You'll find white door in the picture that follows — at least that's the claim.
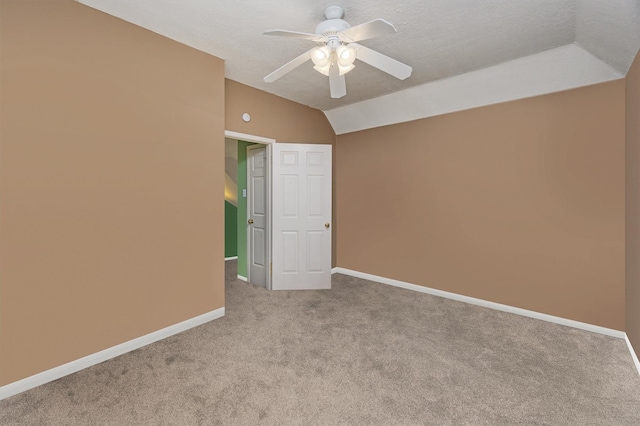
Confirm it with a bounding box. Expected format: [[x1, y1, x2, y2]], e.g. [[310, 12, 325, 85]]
[[272, 143, 332, 290], [247, 145, 268, 288]]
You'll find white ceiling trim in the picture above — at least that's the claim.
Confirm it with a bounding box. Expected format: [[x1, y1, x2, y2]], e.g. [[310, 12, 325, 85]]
[[324, 44, 623, 135]]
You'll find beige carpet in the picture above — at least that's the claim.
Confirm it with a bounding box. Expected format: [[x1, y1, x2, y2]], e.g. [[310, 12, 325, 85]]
[[2, 260, 640, 425]]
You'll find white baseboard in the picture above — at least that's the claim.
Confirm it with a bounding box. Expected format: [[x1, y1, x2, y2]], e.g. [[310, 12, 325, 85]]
[[332, 267, 625, 339], [225, 256, 238, 261], [0, 307, 225, 401], [237, 275, 248, 282], [625, 334, 640, 376]]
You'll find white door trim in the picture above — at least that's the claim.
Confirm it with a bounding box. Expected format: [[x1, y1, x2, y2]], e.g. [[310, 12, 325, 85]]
[[224, 130, 275, 145]]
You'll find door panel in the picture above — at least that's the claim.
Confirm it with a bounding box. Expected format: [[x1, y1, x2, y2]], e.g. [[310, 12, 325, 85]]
[[272, 143, 332, 290], [282, 231, 299, 273], [248, 145, 267, 288]]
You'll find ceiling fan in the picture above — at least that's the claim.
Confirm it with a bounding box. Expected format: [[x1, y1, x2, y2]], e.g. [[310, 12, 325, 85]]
[[263, 5, 412, 99]]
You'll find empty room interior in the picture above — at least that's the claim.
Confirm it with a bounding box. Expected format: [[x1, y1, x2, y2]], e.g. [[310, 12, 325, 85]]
[[2, 0, 640, 424]]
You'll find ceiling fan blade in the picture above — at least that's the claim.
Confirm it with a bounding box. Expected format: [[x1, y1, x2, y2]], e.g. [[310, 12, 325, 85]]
[[340, 19, 397, 42], [264, 29, 325, 42], [264, 48, 314, 83], [351, 43, 412, 80], [329, 58, 346, 98]]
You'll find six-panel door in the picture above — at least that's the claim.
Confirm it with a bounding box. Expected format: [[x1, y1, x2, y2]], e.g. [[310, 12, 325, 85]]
[[272, 143, 332, 290]]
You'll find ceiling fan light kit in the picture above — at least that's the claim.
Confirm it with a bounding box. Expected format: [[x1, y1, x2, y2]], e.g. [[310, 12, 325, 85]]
[[263, 5, 412, 99], [311, 45, 356, 76]]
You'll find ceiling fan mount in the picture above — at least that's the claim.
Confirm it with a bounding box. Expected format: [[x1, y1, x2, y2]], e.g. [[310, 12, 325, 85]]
[[323, 5, 345, 20], [263, 5, 412, 99], [315, 6, 350, 35]]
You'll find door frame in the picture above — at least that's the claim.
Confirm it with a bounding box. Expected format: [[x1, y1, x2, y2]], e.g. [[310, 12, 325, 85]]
[[225, 130, 275, 290]]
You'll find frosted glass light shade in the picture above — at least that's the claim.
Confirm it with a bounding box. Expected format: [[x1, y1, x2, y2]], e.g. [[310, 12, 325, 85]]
[[311, 46, 331, 68], [336, 45, 356, 67], [313, 44, 356, 77], [338, 64, 355, 75], [313, 64, 331, 76], [314, 63, 355, 76]]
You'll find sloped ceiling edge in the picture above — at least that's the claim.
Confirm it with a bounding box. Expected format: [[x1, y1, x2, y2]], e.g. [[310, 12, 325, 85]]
[[324, 44, 623, 135]]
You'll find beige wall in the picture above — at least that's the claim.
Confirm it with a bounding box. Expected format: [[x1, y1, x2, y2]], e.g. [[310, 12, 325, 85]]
[[0, 0, 225, 386], [626, 51, 640, 358], [336, 81, 625, 330], [225, 79, 335, 144], [0, 0, 631, 390], [225, 79, 338, 265]]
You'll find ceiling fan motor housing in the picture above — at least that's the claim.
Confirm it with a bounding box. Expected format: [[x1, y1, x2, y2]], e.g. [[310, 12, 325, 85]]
[[315, 18, 350, 36]]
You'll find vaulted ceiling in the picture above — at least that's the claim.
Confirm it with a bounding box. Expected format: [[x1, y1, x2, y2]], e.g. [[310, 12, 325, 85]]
[[79, 0, 640, 133]]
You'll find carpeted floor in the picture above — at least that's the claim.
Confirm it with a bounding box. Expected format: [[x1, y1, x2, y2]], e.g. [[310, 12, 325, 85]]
[[2, 260, 640, 425]]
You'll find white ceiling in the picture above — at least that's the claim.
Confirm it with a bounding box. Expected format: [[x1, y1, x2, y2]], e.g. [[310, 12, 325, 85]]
[[78, 0, 640, 133]]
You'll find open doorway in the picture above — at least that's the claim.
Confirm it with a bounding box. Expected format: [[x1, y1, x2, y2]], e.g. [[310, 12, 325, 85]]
[[224, 131, 275, 288], [223, 137, 239, 262], [224, 131, 333, 291]]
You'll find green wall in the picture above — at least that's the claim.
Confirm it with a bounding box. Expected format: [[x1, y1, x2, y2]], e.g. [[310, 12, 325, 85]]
[[236, 140, 255, 278], [224, 200, 237, 258]]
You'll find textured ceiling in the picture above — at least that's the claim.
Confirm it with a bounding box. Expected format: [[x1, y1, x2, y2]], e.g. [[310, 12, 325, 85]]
[[78, 0, 640, 130]]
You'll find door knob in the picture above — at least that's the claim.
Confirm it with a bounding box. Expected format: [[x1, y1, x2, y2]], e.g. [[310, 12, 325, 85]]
[[325, 223, 330, 229], [248, 219, 254, 224]]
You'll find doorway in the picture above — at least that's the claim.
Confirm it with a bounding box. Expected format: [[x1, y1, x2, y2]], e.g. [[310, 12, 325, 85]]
[[224, 131, 333, 291], [225, 131, 275, 288]]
